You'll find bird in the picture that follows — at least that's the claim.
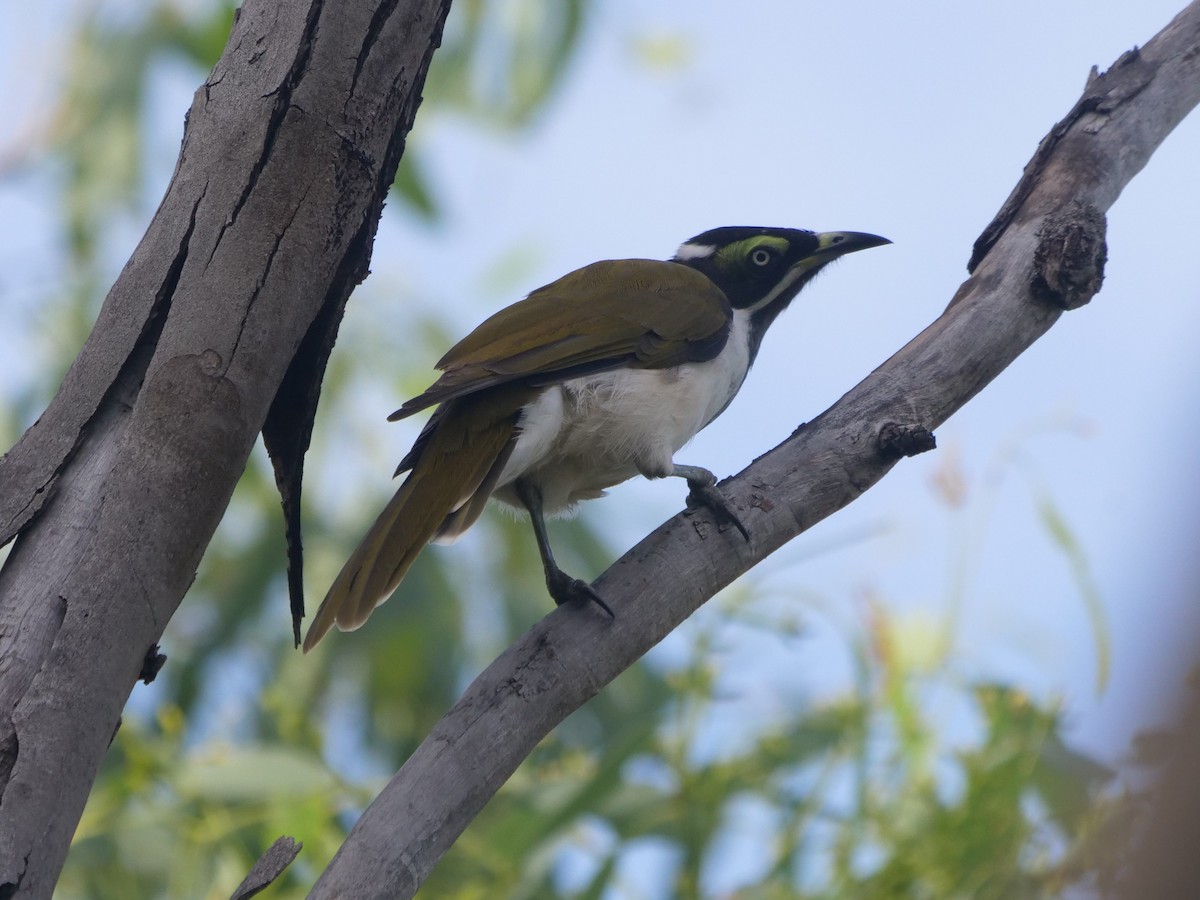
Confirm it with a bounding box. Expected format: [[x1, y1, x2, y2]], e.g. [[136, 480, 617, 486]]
[[302, 226, 889, 650]]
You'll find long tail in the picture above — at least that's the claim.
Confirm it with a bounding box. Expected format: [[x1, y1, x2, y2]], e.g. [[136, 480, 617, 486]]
[[302, 389, 529, 651]]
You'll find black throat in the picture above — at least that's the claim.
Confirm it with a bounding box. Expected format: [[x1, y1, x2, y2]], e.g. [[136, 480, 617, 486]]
[[743, 263, 830, 366]]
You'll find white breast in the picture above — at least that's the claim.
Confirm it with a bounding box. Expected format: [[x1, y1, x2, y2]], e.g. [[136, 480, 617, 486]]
[[495, 309, 754, 514]]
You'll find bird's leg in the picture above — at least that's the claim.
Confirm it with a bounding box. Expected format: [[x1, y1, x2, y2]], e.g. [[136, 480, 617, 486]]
[[672, 464, 751, 541], [515, 478, 614, 617]]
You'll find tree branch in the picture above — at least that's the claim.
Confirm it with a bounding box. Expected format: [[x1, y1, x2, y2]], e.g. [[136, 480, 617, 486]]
[[231, 836, 302, 900], [308, 3, 1200, 897], [0, 0, 452, 893]]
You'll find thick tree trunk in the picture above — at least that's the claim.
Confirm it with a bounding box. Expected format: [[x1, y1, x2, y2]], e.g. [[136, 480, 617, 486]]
[[0, 0, 452, 894], [308, 4, 1200, 897]]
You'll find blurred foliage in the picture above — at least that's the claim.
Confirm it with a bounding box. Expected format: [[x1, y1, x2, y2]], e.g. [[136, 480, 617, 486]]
[[2, 1, 1155, 898], [428, 0, 586, 129]]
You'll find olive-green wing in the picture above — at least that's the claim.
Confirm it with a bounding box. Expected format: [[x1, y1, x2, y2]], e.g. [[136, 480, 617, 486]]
[[389, 259, 731, 421]]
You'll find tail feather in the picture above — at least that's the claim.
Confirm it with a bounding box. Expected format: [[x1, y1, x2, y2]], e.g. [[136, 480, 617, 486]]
[[433, 438, 516, 544], [303, 388, 531, 651]]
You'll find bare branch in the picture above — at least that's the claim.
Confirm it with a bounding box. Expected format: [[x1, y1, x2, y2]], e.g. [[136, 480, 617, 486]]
[[232, 836, 302, 900], [308, 3, 1200, 897]]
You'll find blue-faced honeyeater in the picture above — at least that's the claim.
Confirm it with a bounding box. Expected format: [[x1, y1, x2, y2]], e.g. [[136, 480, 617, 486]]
[[303, 226, 889, 650]]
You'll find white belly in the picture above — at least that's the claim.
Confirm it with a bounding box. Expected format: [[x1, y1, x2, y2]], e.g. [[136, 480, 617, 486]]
[[495, 310, 753, 514]]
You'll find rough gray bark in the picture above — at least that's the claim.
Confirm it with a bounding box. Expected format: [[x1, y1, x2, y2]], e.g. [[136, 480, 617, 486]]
[[0, 0, 452, 894], [231, 836, 302, 900], [308, 4, 1200, 897]]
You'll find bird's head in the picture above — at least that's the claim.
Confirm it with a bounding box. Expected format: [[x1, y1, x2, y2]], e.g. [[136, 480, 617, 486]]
[[672, 226, 890, 327]]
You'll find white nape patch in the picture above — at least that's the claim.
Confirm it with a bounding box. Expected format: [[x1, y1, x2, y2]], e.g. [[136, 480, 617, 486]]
[[674, 242, 717, 261]]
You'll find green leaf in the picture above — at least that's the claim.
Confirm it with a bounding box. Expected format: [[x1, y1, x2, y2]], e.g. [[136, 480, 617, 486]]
[[175, 746, 337, 803], [1033, 489, 1111, 693]]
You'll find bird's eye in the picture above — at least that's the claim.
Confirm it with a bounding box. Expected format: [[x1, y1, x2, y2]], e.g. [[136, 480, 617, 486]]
[[749, 247, 775, 267]]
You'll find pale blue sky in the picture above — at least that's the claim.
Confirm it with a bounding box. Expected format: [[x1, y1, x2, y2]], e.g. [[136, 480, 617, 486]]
[[2, 0, 1199, 818]]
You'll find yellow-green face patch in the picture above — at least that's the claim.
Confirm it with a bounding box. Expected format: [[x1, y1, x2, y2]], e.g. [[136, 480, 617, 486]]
[[714, 235, 792, 271]]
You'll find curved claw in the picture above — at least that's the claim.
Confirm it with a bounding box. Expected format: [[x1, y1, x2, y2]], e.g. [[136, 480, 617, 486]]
[[546, 568, 614, 618], [686, 482, 751, 542]]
